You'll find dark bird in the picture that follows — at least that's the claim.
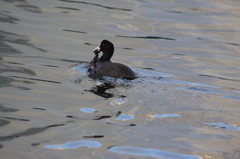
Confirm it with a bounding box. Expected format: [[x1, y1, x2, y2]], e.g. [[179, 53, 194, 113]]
[[90, 40, 136, 79]]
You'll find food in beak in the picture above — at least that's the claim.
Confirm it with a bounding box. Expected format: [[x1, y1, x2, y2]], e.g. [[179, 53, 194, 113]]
[[93, 46, 101, 54]]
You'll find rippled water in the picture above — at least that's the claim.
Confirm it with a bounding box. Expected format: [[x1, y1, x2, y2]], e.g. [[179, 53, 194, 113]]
[[1, 0, 240, 159]]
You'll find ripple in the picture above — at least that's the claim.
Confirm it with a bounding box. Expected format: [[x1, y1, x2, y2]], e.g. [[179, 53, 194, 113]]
[[0, 116, 30, 121], [116, 114, 134, 121], [204, 122, 240, 132], [80, 108, 97, 113], [44, 140, 102, 149], [66, 115, 111, 120], [83, 135, 104, 138], [56, 7, 80, 11], [109, 98, 126, 106], [219, 95, 240, 101], [116, 35, 176, 41], [108, 146, 199, 159], [0, 124, 64, 141], [151, 113, 181, 119], [109, 102, 115, 106], [198, 74, 240, 82], [0, 104, 18, 112], [73, 63, 175, 79], [63, 29, 86, 34], [0, 118, 10, 127], [0, 12, 19, 23], [59, 0, 131, 11], [0, 64, 36, 76], [31, 143, 41, 146], [72, 63, 89, 73], [0, 30, 46, 52], [16, 4, 41, 13], [171, 56, 181, 59], [115, 99, 125, 105], [131, 67, 175, 78], [32, 107, 46, 111], [10, 76, 61, 84], [182, 87, 233, 95]]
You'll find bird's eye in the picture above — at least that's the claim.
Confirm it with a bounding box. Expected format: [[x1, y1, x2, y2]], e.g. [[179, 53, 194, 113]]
[[101, 44, 104, 47]]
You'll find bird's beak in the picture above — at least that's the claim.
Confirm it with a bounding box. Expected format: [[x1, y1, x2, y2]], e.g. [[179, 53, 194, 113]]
[[93, 46, 101, 54]]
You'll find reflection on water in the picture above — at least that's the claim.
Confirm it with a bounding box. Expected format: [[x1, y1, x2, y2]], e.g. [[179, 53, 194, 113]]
[[0, 116, 30, 121], [0, 12, 19, 23], [83, 135, 104, 138], [0, 30, 46, 52], [63, 29, 87, 34], [182, 87, 233, 95], [85, 81, 115, 98], [116, 114, 134, 121], [45, 140, 102, 149], [220, 95, 240, 101], [0, 124, 64, 141], [108, 146, 200, 159], [56, 6, 81, 11], [80, 108, 98, 113], [0, 118, 10, 127], [199, 74, 240, 83], [0, 76, 32, 90], [0, 64, 36, 75], [151, 113, 181, 119], [1, 0, 240, 158], [2, 0, 41, 13], [66, 114, 112, 121], [59, 0, 132, 11], [204, 123, 240, 132], [116, 35, 176, 40], [0, 104, 18, 112], [10, 75, 61, 84]]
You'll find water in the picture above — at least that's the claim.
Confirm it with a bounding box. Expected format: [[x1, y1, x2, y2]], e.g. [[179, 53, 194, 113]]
[[1, 0, 240, 159]]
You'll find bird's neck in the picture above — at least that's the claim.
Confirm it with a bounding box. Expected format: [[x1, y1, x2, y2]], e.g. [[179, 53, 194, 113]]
[[99, 49, 114, 61]]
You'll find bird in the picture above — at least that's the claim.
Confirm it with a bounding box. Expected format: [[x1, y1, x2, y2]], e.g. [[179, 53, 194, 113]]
[[89, 40, 136, 79]]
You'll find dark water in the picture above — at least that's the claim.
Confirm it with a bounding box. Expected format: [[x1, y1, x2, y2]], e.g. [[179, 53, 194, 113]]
[[1, 0, 240, 159]]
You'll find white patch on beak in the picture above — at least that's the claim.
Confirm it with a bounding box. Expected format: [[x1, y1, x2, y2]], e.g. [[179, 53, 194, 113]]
[[93, 46, 101, 53]]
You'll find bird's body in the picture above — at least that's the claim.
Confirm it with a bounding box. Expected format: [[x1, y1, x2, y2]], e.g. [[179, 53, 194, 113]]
[[95, 61, 136, 79], [89, 40, 136, 79]]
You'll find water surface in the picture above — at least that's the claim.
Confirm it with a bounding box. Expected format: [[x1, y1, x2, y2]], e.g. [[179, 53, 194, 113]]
[[1, 0, 240, 159]]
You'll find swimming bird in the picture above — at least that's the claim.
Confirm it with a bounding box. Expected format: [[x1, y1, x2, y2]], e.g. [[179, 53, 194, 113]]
[[91, 40, 136, 79]]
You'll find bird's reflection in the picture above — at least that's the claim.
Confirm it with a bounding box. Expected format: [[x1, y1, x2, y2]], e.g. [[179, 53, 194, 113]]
[[86, 81, 115, 98]]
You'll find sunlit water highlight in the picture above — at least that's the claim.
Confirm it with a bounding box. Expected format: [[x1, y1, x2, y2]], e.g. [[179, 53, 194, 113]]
[[204, 123, 240, 132], [80, 108, 98, 113], [116, 114, 134, 121], [108, 146, 200, 159], [152, 113, 181, 119], [44, 140, 102, 149]]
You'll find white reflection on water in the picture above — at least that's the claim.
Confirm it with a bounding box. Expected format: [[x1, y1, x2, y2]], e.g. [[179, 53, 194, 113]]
[[116, 114, 134, 121], [152, 113, 181, 119], [204, 122, 240, 132], [109, 146, 199, 159], [219, 95, 240, 101], [80, 108, 98, 113], [44, 140, 102, 150]]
